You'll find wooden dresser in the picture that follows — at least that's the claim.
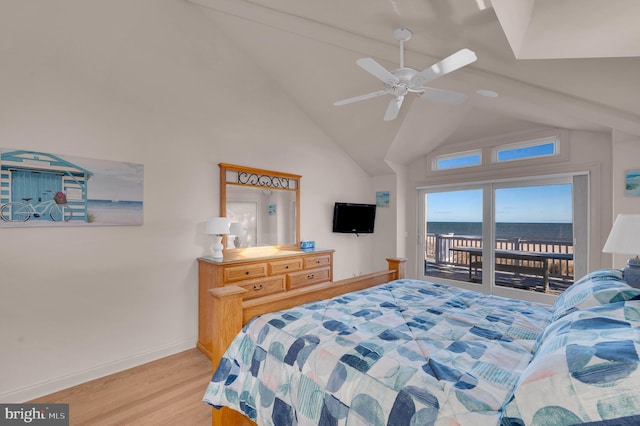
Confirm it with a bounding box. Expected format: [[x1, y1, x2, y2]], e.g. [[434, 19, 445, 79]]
[[197, 248, 334, 359]]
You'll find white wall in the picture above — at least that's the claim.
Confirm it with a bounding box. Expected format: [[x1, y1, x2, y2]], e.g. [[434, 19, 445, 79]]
[[0, 0, 374, 401], [371, 174, 397, 272]]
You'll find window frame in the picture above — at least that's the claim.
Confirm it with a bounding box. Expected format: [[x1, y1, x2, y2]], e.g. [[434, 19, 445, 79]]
[[418, 173, 587, 305], [425, 130, 569, 178]]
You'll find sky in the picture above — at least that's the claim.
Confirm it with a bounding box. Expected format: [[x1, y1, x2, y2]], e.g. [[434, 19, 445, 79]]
[[426, 184, 573, 223], [83, 159, 144, 202]]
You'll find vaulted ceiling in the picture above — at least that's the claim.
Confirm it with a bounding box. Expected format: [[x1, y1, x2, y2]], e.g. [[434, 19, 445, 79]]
[[188, 0, 640, 175]]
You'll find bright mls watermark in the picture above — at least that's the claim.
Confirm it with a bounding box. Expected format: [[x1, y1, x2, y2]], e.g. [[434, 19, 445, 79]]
[[0, 404, 68, 425]]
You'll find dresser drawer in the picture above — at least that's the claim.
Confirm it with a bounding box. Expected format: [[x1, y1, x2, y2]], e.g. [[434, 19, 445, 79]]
[[235, 276, 285, 300], [224, 263, 268, 283], [288, 267, 331, 289], [304, 254, 331, 270], [269, 258, 303, 275]]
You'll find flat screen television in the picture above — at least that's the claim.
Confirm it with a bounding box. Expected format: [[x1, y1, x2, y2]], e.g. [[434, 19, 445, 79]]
[[332, 202, 376, 234]]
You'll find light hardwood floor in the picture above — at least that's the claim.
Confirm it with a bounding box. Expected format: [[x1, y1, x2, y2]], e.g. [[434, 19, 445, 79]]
[[30, 348, 213, 426]]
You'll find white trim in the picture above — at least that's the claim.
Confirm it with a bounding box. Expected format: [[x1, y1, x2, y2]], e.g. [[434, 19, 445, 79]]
[[0, 339, 196, 403], [417, 170, 588, 191]]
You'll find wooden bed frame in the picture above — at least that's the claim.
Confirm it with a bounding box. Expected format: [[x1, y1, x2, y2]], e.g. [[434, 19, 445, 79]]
[[206, 257, 407, 426]]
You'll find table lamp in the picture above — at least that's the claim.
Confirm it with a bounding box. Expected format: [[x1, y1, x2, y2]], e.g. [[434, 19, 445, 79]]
[[603, 214, 640, 287], [229, 222, 243, 248], [205, 217, 230, 259]]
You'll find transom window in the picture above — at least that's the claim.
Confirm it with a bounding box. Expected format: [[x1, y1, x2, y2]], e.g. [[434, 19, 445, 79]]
[[430, 135, 562, 174], [493, 138, 557, 163], [432, 150, 482, 171]]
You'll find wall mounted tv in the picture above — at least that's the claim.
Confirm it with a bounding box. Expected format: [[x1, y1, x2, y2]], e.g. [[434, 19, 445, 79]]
[[332, 202, 376, 234]]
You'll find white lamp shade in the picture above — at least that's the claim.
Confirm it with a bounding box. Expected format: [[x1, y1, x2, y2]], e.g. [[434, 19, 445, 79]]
[[603, 214, 640, 255], [205, 217, 230, 235], [229, 222, 243, 235]]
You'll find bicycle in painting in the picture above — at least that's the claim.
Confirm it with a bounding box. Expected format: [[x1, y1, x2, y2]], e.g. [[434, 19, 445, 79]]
[[0, 193, 73, 222]]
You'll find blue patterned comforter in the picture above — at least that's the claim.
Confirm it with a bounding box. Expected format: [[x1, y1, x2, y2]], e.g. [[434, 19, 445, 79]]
[[203, 279, 553, 425]]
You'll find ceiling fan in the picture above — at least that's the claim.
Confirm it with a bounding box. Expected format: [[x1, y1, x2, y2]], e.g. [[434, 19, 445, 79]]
[[334, 28, 478, 121]]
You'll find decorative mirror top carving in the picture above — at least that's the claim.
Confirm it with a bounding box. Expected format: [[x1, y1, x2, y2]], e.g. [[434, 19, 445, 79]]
[[225, 168, 298, 190]]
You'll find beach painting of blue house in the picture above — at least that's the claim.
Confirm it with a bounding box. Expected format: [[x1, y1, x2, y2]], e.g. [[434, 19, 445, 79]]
[[0, 149, 143, 227]]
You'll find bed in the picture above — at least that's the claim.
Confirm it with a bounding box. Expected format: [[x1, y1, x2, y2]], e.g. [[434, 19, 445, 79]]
[[203, 260, 640, 425]]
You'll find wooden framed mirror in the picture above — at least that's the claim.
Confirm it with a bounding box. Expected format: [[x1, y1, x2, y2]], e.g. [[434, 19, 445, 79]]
[[220, 163, 301, 252]]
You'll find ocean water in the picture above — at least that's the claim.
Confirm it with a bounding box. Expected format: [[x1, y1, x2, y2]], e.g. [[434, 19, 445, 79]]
[[427, 222, 573, 242], [88, 199, 142, 210], [87, 199, 143, 225]]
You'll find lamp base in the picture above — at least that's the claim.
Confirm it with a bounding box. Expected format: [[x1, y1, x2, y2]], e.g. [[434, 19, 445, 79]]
[[210, 235, 224, 260], [623, 257, 640, 288]]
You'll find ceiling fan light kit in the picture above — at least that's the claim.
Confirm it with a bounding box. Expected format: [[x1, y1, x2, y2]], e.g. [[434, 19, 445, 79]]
[[334, 27, 478, 121]]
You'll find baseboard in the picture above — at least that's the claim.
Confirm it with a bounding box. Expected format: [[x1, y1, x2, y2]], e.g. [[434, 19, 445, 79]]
[[0, 339, 197, 403]]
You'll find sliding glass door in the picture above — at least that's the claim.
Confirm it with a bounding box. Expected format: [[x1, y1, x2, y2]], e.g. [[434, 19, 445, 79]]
[[493, 182, 574, 295], [423, 188, 484, 286], [419, 175, 586, 302]]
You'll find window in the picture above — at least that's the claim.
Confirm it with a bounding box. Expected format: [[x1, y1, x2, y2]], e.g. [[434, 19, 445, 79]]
[[419, 174, 587, 303], [429, 134, 564, 174], [493, 183, 573, 294], [494, 139, 557, 163], [423, 189, 484, 281], [433, 150, 481, 171]]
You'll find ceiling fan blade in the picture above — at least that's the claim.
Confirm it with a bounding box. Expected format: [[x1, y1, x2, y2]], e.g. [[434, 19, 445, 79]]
[[384, 96, 404, 121], [334, 90, 388, 106], [420, 87, 468, 104], [410, 48, 477, 88], [356, 58, 400, 85]]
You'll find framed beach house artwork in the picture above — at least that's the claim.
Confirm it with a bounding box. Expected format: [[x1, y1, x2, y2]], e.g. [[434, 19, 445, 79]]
[[625, 169, 640, 197], [0, 149, 143, 227]]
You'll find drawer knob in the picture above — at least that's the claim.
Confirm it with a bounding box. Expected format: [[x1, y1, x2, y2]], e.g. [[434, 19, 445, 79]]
[[307, 274, 315, 279], [285, 265, 289, 269], [245, 271, 250, 275], [253, 284, 263, 291]]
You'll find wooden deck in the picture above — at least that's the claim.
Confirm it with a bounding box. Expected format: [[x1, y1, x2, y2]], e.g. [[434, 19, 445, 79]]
[[425, 262, 573, 294], [426, 234, 574, 290]]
